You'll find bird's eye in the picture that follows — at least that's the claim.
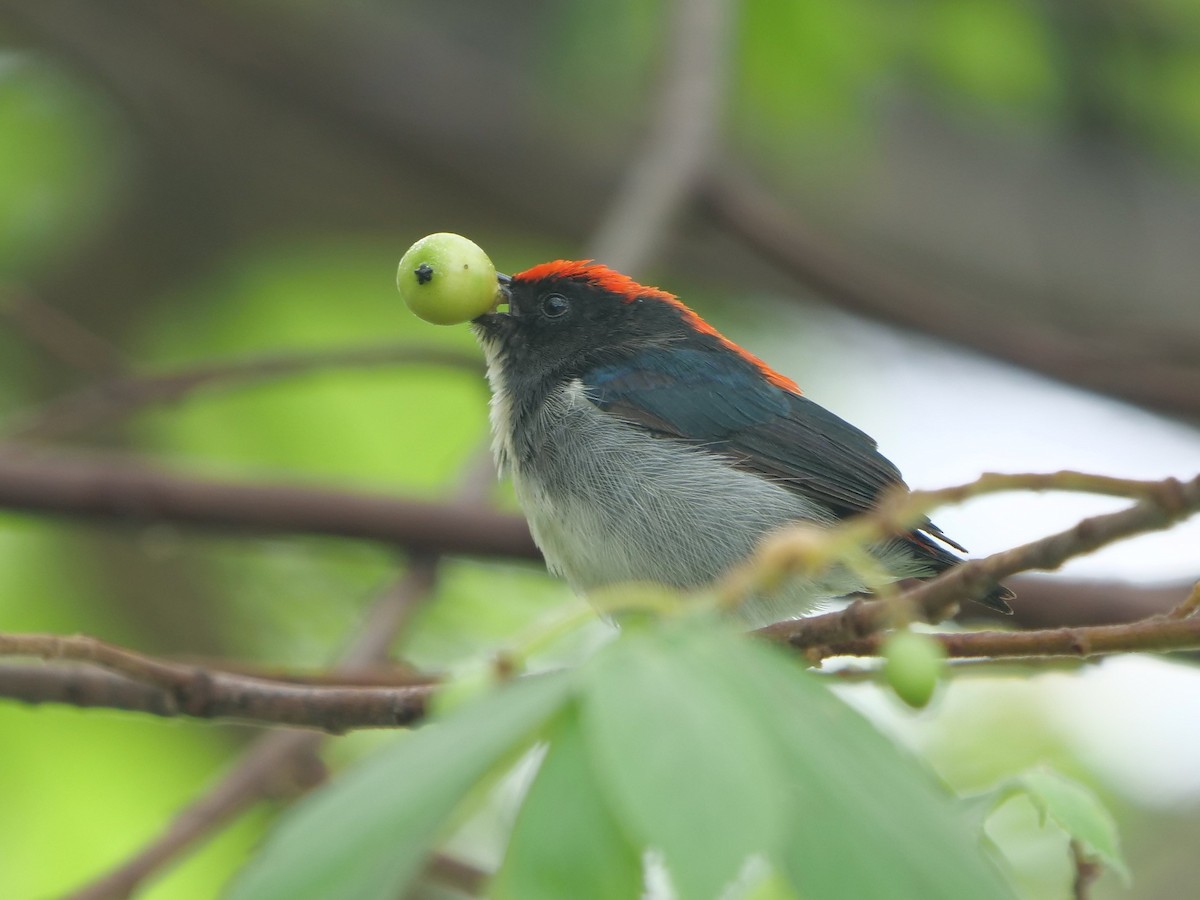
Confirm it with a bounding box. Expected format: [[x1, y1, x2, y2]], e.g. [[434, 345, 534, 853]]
[[540, 293, 570, 319]]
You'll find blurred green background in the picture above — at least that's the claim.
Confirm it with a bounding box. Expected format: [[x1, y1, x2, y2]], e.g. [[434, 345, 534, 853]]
[[1, 1, 1199, 897]]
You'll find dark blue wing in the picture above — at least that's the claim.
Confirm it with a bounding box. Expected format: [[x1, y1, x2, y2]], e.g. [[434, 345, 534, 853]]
[[583, 346, 1018, 611], [584, 346, 912, 520]]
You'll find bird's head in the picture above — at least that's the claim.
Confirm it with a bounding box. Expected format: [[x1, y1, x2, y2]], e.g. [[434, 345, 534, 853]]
[[472, 260, 798, 392]]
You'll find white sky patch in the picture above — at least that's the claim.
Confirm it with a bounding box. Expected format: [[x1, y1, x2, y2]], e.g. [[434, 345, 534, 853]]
[[1046, 655, 1200, 808], [747, 301, 1200, 581], [742, 300, 1200, 810]]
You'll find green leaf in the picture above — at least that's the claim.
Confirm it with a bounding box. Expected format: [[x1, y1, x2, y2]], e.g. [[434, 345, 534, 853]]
[[959, 786, 1005, 835], [493, 708, 643, 900], [227, 673, 572, 900], [579, 626, 790, 900], [717, 633, 1018, 900], [1011, 768, 1130, 883], [920, 0, 1058, 111]]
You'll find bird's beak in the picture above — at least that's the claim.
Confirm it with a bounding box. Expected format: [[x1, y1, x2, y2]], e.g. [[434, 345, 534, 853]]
[[472, 272, 515, 328], [494, 272, 515, 316]]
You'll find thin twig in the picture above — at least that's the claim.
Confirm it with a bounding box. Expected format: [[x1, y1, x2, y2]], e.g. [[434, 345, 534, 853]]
[[900, 474, 1197, 621], [1166, 581, 1200, 620], [727, 471, 1174, 616], [12, 613, 1200, 721], [157, 658, 432, 687], [959, 576, 1191, 629], [819, 656, 1090, 682], [1, 465, 1191, 900], [64, 560, 441, 900], [758, 471, 1200, 650], [5, 342, 483, 442], [15, 612, 1200, 731], [587, 0, 734, 275], [65, 453, 495, 899], [70, 729, 332, 900], [0, 448, 538, 560], [0, 284, 127, 377], [702, 165, 1200, 421], [0, 631, 436, 732], [0, 631, 208, 690], [53, 7, 732, 882], [821, 616, 1200, 662], [0, 664, 182, 716], [1071, 840, 1101, 900]]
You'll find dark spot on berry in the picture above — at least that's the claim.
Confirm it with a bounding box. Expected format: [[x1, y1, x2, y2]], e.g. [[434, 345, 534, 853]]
[[414, 263, 434, 285]]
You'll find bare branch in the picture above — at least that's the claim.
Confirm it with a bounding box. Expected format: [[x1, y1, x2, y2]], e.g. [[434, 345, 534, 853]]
[[1167, 581, 1200, 620], [960, 576, 1193, 629], [1071, 840, 1101, 900], [63, 560, 442, 900], [63, 456, 494, 899], [758, 471, 1200, 650], [0, 664, 180, 716], [0, 662, 434, 729], [900, 475, 1198, 620], [5, 342, 484, 442], [0, 631, 435, 732], [3, 466, 1194, 900], [588, 0, 734, 274], [822, 615, 1200, 662], [821, 657, 1092, 683], [702, 165, 1200, 422], [69, 729, 329, 900], [0, 448, 538, 560], [7, 0, 1199, 426], [0, 284, 127, 378]]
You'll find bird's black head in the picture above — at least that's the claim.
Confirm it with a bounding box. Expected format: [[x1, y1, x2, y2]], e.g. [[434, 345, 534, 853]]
[[471, 260, 696, 387]]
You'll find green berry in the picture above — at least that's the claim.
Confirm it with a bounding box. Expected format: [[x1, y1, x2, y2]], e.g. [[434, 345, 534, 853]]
[[397, 233, 499, 325], [882, 630, 946, 709]]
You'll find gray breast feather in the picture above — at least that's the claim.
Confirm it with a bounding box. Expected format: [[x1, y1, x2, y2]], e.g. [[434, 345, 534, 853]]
[[502, 381, 930, 626]]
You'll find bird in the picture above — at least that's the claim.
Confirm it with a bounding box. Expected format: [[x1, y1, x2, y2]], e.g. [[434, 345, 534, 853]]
[[471, 259, 1012, 628]]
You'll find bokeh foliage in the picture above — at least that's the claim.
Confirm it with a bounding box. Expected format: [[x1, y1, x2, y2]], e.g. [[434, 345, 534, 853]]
[[2, 0, 1198, 896]]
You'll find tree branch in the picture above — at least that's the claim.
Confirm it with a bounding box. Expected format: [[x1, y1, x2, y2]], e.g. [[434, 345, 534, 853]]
[[0, 631, 435, 733], [5, 342, 484, 442], [7, 0, 1200, 426], [588, 0, 734, 275], [0, 284, 128, 378], [62, 557, 443, 900], [758, 471, 1200, 650], [822, 614, 1200, 662], [62, 452, 496, 899], [70, 729, 330, 900], [1071, 840, 1101, 900], [960, 576, 1192, 629], [702, 165, 1200, 422], [0, 448, 538, 560], [0, 664, 179, 716]]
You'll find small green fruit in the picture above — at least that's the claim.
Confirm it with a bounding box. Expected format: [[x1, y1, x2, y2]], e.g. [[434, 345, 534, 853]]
[[882, 629, 946, 709], [397, 232, 499, 325]]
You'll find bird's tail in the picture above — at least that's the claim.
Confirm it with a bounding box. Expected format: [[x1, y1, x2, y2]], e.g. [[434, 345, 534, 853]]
[[905, 530, 1014, 614], [977, 581, 1015, 614]]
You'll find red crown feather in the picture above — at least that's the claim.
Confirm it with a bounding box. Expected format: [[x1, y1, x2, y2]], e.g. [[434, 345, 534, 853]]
[[511, 260, 801, 394]]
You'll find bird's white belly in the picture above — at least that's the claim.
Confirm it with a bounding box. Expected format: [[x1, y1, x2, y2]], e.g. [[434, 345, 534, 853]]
[[507, 394, 873, 625]]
